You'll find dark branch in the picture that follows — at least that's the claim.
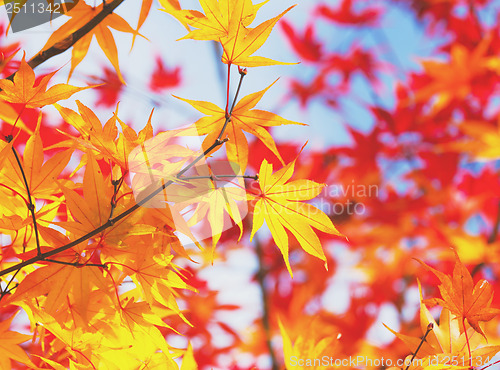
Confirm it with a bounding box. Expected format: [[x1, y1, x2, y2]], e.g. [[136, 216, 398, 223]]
[[5, 0, 126, 82]]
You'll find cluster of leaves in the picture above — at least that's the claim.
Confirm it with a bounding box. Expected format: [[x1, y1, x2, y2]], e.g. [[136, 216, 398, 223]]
[[0, 0, 341, 368], [0, 0, 500, 369]]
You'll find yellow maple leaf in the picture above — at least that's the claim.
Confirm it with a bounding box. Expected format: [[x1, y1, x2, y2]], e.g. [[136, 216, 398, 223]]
[[0, 55, 91, 108], [279, 318, 341, 370], [176, 80, 304, 172], [250, 158, 342, 277], [162, 0, 295, 67], [221, 4, 295, 66]]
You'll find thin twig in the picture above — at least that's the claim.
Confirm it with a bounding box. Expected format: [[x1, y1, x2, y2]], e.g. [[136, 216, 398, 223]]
[[0, 268, 20, 299], [405, 323, 433, 370], [217, 67, 246, 142]]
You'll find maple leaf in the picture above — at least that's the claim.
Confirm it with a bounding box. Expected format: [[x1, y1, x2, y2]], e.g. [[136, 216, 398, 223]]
[[0, 118, 73, 201], [412, 35, 498, 110], [416, 249, 500, 338], [8, 261, 111, 323], [220, 4, 296, 67], [169, 162, 247, 252], [279, 318, 340, 370], [56, 153, 155, 252], [0, 55, 90, 108], [385, 281, 500, 369], [176, 80, 304, 172], [119, 297, 172, 354], [41, 1, 141, 83], [162, 0, 296, 67], [0, 315, 35, 369], [91, 66, 124, 108], [115, 242, 194, 323], [249, 158, 342, 277], [53, 101, 157, 171], [440, 119, 500, 160], [161, 0, 264, 41], [317, 0, 381, 26], [149, 56, 181, 92], [280, 20, 322, 62]]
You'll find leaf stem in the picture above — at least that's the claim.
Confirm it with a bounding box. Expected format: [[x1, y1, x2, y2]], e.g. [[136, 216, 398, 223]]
[[405, 323, 433, 370], [225, 63, 231, 118], [463, 318, 472, 367], [217, 67, 246, 143]]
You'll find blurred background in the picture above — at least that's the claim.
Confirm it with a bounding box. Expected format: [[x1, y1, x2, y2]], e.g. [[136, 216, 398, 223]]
[[2, 0, 500, 369]]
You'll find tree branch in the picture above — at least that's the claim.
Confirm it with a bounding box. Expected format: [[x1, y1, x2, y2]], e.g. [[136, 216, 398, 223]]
[[5, 0, 126, 82], [0, 70, 249, 280]]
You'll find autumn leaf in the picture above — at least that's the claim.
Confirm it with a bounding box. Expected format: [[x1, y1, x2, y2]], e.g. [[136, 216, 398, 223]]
[[162, 0, 296, 67], [0, 315, 34, 369], [161, 0, 263, 41], [52, 101, 158, 171], [221, 5, 296, 67], [416, 249, 500, 338], [440, 119, 500, 160], [41, 1, 142, 83], [279, 317, 340, 370], [7, 261, 111, 324], [180, 342, 198, 370], [176, 80, 304, 172], [0, 55, 91, 108], [411, 35, 498, 111], [0, 117, 73, 201], [250, 158, 342, 277], [385, 281, 500, 369]]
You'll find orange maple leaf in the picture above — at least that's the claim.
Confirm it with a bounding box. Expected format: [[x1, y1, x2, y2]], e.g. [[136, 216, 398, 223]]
[[417, 249, 500, 338], [1, 118, 72, 200], [0, 315, 35, 369], [0, 55, 90, 108], [412, 35, 497, 111], [41, 1, 141, 83]]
